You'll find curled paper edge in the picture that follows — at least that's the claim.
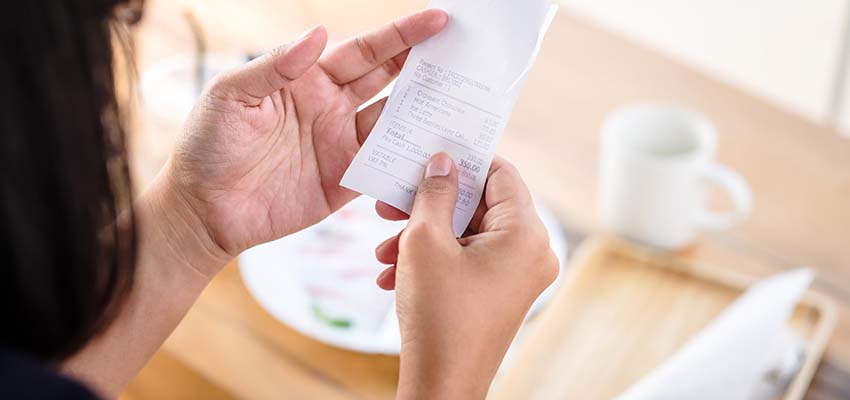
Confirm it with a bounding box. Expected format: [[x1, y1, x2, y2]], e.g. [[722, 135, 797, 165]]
[[507, 4, 559, 94]]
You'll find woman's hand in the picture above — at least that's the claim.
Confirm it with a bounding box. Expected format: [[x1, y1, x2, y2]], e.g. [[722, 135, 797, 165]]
[[64, 11, 451, 397], [373, 154, 559, 399], [162, 10, 448, 273]]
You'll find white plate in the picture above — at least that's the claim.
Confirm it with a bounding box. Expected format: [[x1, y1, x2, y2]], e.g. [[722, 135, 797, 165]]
[[239, 196, 569, 354]]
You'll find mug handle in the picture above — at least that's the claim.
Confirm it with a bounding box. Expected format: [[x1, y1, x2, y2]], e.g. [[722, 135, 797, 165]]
[[696, 163, 753, 231]]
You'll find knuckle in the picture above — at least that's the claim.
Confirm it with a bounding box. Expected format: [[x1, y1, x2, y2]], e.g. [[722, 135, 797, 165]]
[[400, 221, 438, 243], [491, 157, 520, 181], [267, 46, 285, 67], [531, 223, 551, 251], [381, 57, 403, 77], [539, 250, 560, 287], [267, 46, 295, 81], [512, 221, 558, 288], [269, 45, 286, 59], [398, 229, 414, 248], [500, 159, 520, 176], [204, 70, 249, 104], [355, 35, 379, 65], [392, 19, 412, 47], [205, 72, 231, 96], [514, 221, 549, 250], [207, 72, 227, 89]]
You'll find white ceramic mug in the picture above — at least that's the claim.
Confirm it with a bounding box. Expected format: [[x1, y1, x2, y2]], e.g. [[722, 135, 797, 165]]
[[599, 104, 752, 249]]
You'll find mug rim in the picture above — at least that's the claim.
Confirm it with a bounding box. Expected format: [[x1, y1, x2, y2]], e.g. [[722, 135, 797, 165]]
[[601, 103, 717, 165]]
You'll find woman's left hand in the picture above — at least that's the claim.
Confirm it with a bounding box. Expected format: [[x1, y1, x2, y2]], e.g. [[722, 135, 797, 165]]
[[163, 10, 448, 263]]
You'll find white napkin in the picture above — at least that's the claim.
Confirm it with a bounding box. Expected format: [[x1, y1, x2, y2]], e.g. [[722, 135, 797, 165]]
[[617, 268, 813, 400]]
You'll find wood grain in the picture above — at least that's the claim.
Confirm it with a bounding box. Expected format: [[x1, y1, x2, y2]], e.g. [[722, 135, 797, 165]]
[[123, 0, 850, 398], [490, 237, 835, 400]]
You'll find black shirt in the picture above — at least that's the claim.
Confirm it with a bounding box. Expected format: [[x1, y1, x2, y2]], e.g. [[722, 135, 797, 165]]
[[0, 349, 97, 399]]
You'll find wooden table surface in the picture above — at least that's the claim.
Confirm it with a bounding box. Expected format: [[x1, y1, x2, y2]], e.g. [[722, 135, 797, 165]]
[[123, 0, 850, 399]]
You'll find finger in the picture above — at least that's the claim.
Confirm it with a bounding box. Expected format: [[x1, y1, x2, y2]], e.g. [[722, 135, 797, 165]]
[[466, 156, 509, 233], [212, 25, 328, 105], [375, 233, 401, 265], [344, 49, 409, 104], [319, 9, 448, 85], [376, 266, 397, 291], [355, 97, 387, 145], [463, 202, 487, 235], [476, 157, 536, 233], [408, 153, 458, 238], [376, 201, 409, 221], [484, 157, 533, 211]]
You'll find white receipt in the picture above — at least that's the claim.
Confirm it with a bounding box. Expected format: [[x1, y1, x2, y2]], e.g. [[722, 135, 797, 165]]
[[340, 0, 558, 236]]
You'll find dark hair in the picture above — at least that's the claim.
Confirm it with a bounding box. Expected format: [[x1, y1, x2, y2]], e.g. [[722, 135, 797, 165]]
[[0, 1, 141, 362]]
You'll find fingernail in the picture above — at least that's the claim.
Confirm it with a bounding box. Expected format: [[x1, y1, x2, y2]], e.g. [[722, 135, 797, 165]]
[[298, 25, 323, 41], [425, 154, 453, 178], [433, 9, 450, 28]]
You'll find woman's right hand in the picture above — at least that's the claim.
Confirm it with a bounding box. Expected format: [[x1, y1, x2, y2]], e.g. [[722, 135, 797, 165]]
[[373, 153, 559, 399]]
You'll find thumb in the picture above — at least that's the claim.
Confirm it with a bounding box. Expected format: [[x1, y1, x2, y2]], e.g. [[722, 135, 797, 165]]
[[408, 153, 459, 238], [212, 25, 328, 104]]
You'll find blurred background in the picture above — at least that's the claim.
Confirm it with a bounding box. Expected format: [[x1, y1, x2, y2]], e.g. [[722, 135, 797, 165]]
[[565, 0, 850, 136], [129, 0, 850, 188], [121, 0, 850, 399]]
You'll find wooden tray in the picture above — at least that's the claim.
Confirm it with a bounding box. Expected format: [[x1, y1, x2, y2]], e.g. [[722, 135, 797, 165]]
[[492, 236, 837, 400]]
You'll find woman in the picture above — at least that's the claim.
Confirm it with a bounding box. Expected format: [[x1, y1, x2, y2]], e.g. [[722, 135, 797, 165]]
[[1, 1, 558, 399]]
